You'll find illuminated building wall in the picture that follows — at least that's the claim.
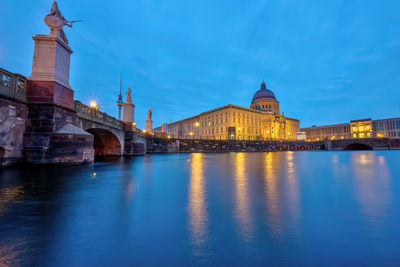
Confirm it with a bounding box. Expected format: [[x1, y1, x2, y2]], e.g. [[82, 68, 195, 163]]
[[374, 118, 400, 138], [301, 123, 350, 141], [166, 81, 299, 141], [350, 119, 373, 139], [301, 117, 400, 141]]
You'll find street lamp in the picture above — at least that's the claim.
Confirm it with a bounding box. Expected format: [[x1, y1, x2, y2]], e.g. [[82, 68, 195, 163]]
[[90, 100, 99, 110]]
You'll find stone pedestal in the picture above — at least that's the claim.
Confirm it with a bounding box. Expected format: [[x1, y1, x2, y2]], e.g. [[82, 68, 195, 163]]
[[27, 32, 74, 109], [24, 30, 93, 164], [146, 119, 153, 132], [123, 102, 135, 123]]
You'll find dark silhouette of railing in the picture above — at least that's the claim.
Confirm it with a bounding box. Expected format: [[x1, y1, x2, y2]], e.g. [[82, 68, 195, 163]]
[[0, 67, 27, 102], [74, 100, 123, 130]]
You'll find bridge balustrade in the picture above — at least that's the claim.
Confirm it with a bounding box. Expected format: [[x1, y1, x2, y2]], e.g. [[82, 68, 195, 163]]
[[74, 100, 123, 130], [0, 67, 27, 102]]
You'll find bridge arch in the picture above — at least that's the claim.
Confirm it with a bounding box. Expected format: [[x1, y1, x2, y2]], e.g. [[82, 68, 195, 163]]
[[343, 143, 373, 150], [86, 128, 122, 156]]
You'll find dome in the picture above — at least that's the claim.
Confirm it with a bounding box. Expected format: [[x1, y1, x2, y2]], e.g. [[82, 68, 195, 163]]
[[251, 81, 276, 104]]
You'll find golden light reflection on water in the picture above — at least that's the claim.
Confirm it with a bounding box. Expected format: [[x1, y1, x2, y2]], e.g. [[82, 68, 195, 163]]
[[188, 153, 208, 246], [263, 152, 301, 237], [0, 185, 26, 265], [351, 152, 392, 226], [264, 152, 283, 236], [234, 152, 253, 241], [0, 185, 25, 216], [0, 238, 26, 267], [285, 152, 301, 230]]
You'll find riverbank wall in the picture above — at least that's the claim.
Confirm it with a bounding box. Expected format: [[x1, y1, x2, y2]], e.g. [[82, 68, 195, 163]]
[[146, 137, 400, 154], [146, 138, 322, 154]]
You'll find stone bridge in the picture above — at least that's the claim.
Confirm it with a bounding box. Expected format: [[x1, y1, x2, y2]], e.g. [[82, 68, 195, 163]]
[[276, 138, 400, 151], [74, 100, 125, 156], [326, 138, 400, 150], [74, 101, 147, 157], [0, 68, 146, 166]]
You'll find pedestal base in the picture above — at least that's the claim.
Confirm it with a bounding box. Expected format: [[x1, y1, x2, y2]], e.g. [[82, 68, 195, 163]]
[[23, 103, 93, 164], [24, 132, 94, 164], [27, 80, 74, 110], [146, 119, 153, 133]]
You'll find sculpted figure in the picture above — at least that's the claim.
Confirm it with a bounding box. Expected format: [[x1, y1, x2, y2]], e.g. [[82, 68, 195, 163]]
[[50, 1, 71, 27], [44, 1, 82, 31], [147, 108, 153, 120], [126, 87, 132, 103]]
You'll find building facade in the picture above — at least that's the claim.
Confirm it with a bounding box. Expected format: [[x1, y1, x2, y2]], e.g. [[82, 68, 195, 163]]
[[301, 117, 400, 141], [166, 81, 300, 141]]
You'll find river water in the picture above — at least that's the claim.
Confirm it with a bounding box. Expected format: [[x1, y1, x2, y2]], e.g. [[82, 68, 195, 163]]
[[0, 151, 399, 266]]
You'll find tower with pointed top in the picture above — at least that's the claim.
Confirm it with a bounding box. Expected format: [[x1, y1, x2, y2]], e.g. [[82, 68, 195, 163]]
[[116, 73, 123, 120]]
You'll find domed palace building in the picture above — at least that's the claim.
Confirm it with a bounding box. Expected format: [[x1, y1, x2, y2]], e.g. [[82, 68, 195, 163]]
[[166, 81, 300, 141]]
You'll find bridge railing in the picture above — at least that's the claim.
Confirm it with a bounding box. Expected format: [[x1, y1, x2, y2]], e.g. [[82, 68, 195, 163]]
[[0, 67, 27, 102], [74, 100, 123, 130]]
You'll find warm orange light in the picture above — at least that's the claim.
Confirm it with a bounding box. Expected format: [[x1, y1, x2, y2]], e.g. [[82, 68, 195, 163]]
[[168, 135, 171, 138], [195, 122, 199, 127], [189, 132, 194, 136], [90, 101, 98, 108], [143, 130, 146, 133]]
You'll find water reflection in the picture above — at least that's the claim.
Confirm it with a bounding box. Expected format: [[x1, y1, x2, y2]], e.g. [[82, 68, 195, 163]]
[[0, 185, 27, 265], [0, 238, 26, 267], [285, 152, 301, 230], [0, 185, 25, 216], [351, 152, 392, 227], [264, 152, 283, 236], [188, 153, 208, 247], [263, 152, 301, 237], [234, 153, 253, 241], [0, 151, 399, 265]]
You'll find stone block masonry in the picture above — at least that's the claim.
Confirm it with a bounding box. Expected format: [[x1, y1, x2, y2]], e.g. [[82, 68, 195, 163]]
[[0, 97, 27, 166], [146, 138, 320, 154], [124, 131, 146, 155]]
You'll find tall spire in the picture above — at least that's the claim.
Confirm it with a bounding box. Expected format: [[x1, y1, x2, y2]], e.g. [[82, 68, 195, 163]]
[[116, 72, 124, 120], [119, 72, 122, 95]]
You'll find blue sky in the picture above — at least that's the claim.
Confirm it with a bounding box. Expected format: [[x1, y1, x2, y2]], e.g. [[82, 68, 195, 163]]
[[1, 0, 400, 128]]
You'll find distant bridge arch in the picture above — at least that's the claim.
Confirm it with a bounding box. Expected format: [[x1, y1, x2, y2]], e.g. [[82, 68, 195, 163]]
[[343, 143, 373, 150]]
